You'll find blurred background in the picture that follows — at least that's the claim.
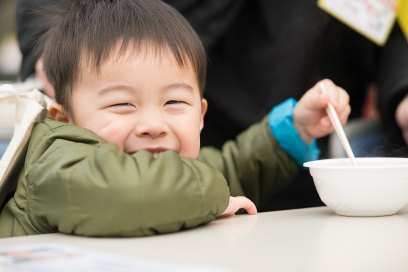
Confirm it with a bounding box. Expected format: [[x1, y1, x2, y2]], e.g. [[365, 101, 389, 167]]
[[0, 0, 21, 82]]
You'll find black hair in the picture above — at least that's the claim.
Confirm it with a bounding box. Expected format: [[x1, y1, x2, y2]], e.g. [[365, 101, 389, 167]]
[[36, 0, 207, 119]]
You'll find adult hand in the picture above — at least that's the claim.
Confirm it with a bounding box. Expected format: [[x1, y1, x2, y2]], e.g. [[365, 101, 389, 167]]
[[218, 196, 257, 217], [395, 95, 408, 145], [293, 79, 351, 144]]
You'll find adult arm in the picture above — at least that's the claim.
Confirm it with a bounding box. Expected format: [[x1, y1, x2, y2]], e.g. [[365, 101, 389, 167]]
[[377, 24, 408, 148]]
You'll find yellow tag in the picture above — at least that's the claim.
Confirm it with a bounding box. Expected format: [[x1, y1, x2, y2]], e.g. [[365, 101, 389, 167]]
[[396, 0, 408, 42], [318, 0, 397, 46]]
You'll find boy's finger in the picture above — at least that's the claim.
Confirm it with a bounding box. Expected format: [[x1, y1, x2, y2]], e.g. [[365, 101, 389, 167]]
[[338, 87, 349, 104], [320, 79, 340, 107], [236, 196, 257, 215], [320, 116, 333, 131], [338, 105, 351, 125], [321, 105, 350, 132], [318, 93, 329, 109], [303, 86, 326, 110], [334, 87, 349, 113], [219, 197, 234, 216], [328, 96, 339, 108], [334, 90, 350, 123]]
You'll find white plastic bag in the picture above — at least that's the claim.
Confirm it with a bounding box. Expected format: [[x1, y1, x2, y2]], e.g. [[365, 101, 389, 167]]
[[0, 84, 52, 208]]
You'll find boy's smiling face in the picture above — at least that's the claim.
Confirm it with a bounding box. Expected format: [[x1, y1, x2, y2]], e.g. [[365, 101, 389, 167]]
[[50, 50, 207, 159]]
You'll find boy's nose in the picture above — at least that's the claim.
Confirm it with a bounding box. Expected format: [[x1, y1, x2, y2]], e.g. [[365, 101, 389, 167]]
[[134, 113, 169, 139]]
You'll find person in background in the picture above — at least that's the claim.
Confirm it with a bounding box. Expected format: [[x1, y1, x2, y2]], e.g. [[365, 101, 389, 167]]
[[17, 0, 54, 97], [0, 0, 53, 160], [16, 0, 408, 211]]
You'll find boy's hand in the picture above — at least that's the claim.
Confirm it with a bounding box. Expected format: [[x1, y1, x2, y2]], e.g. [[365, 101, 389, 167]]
[[293, 79, 351, 144], [218, 196, 257, 217]]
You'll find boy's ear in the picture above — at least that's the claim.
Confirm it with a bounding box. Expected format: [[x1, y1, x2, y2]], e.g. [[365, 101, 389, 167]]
[[49, 103, 70, 123], [200, 98, 208, 131]]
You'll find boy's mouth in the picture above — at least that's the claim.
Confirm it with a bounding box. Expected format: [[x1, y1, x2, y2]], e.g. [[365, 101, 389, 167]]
[[145, 147, 168, 158], [127, 147, 169, 158]]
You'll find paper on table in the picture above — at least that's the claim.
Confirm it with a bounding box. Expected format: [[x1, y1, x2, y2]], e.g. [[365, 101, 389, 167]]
[[0, 243, 234, 272]]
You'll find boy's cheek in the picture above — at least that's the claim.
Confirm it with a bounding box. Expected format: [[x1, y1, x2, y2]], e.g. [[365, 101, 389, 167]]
[[174, 123, 201, 158], [178, 143, 201, 159], [172, 115, 202, 158], [79, 115, 129, 152]]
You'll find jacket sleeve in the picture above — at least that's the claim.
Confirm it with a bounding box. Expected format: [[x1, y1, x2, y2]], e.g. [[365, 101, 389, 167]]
[[163, 0, 246, 48], [25, 129, 229, 237], [197, 116, 299, 210]]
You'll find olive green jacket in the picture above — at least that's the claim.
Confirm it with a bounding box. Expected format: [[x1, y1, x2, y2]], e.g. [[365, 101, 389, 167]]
[[0, 116, 297, 238]]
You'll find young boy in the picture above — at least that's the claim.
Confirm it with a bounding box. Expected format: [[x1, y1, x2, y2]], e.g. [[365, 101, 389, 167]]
[[0, 0, 350, 238]]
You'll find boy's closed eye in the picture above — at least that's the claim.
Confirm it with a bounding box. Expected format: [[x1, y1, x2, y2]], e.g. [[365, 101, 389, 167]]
[[112, 103, 134, 107], [109, 103, 136, 114], [108, 101, 189, 113], [165, 100, 186, 105], [165, 100, 190, 114]]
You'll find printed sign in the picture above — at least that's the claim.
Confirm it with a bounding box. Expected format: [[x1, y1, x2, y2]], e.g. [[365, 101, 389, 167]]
[[397, 0, 408, 42], [318, 0, 398, 46]]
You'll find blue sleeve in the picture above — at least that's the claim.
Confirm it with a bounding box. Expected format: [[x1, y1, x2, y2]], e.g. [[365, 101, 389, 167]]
[[268, 98, 320, 167]]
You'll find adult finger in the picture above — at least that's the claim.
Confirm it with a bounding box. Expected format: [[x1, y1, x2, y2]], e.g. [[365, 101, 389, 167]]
[[395, 95, 408, 129], [403, 130, 408, 146]]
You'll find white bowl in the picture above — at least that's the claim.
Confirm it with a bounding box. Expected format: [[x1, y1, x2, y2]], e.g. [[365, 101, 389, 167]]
[[304, 158, 408, 217]]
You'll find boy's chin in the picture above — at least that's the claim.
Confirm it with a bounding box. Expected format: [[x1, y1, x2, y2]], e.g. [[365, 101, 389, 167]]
[[124, 147, 200, 159], [178, 150, 200, 159]]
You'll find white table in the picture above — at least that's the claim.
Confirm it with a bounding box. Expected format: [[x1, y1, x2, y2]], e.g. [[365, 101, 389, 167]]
[[2, 205, 408, 272]]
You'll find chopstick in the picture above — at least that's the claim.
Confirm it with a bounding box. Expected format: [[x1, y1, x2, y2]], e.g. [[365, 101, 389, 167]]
[[320, 82, 358, 166]]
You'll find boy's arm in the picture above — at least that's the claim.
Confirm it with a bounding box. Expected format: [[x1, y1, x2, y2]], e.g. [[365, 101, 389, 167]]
[[21, 123, 229, 237], [197, 79, 350, 210], [197, 114, 300, 210]]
